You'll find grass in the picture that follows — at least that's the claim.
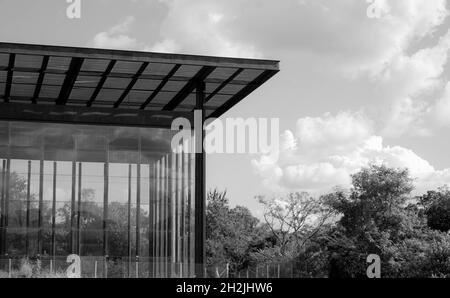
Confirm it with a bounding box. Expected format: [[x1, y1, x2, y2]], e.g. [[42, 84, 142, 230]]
[[0, 258, 66, 278]]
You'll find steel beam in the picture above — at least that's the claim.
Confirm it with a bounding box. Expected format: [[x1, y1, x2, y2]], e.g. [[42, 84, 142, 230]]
[[32, 55, 49, 104], [87, 60, 116, 107], [194, 81, 206, 277], [56, 57, 84, 105], [163, 66, 215, 111], [4, 54, 15, 102]]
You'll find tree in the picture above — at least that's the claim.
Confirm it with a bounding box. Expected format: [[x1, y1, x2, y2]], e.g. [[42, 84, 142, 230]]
[[327, 165, 414, 240], [256, 192, 335, 260], [419, 186, 450, 232], [324, 165, 450, 278], [206, 189, 263, 274]]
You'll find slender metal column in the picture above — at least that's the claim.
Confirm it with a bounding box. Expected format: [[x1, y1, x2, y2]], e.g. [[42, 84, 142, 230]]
[[0, 159, 5, 255], [162, 156, 167, 277], [70, 161, 76, 253], [77, 162, 82, 255], [168, 154, 174, 277], [1, 124, 10, 255], [180, 150, 186, 277], [148, 163, 155, 277], [153, 163, 157, 277], [136, 134, 142, 275], [127, 164, 132, 277], [136, 162, 141, 276], [103, 161, 109, 256], [175, 151, 181, 268], [25, 161, 31, 255], [184, 149, 191, 276], [194, 81, 206, 277], [165, 155, 170, 277], [3, 159, 10, 255], [37, 159, 44, 255], [136, 163, 141, 260], [187, 152, 193, 277], [160, 157, 165, 277], [51, 161, 57, 256], [156, 160, 161, 277]]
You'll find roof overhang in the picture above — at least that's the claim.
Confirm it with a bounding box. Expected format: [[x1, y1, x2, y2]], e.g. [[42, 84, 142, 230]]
[[0, 42, 279, 120]]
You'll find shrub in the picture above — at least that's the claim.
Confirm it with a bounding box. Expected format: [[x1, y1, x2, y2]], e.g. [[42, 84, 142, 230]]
[[0, 258, 66, 278]]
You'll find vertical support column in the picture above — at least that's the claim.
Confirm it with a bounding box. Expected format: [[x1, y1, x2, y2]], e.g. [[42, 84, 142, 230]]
[[184, 147, 191, 276], [51, 161, 57, 257], [160, 156, 166, 277], [70, 161, 76, 253], [1, 159, 10, 256], [180, 150, 186, 277], [25, 160, 31, 255], [168, 154, 174, 277], [127, 164, 132, 277], [77, 162, 82, 255], [136, 162, 141, 276], [164, 156, 169, 277], [188, 152, 194, 277], [0, 159, 6, 255], [175, 152, 180, 269], [103, 160, 109, 257], [38, 159, 44, 255], [4, 159, 10, 255], [148, 163, 155, 277], [153, 163, 158, 277], [194, 81, 206, 277], [136, 142, 141, 262], [155, 160, 160, 277]]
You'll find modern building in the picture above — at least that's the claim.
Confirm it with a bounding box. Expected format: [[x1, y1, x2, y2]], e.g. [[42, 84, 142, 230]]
[[0, 42, 279, 277]]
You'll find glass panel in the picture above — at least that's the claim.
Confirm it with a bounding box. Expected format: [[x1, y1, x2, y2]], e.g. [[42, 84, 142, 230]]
[[79, 162, 104, 256], [6, 160, 27, 255], [0, 119, 194, 278]]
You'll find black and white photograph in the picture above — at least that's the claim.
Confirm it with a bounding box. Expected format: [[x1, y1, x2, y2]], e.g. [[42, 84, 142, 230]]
[[1, 0, 450, 289]]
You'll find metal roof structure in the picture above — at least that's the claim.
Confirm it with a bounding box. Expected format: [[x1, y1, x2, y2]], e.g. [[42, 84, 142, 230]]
[[0, 42, 279, 119]]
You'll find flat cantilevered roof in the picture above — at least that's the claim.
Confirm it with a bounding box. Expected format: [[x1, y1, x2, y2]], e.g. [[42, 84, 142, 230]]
[[0, 42, 279, 119]]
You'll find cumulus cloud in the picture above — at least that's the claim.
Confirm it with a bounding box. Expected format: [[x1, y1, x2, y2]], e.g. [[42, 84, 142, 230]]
[[432, 82, 450, 127], [375, 29, 450, 137], [146, 38, 180, 53], [86, 1, 450, 198], [246, 1, 450, 195], [221, 0, 450, 138], [152, 0, 263, 57], [253, 112, 450, 195], [92, 16, 142, 50]]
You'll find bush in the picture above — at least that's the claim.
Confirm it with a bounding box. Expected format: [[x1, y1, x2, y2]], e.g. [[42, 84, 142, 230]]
[[0, 258, 66, 278]]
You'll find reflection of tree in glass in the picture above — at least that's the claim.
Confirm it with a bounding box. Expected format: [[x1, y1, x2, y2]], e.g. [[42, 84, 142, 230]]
[[4, 172, 36, 255], [3, 170, 150, 258]]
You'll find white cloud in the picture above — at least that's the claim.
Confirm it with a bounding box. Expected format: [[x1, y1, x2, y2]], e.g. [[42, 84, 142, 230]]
[[225, 0, 450, 138], [432, 82, 450, 127], [145, 38, 180, 53], [92, 16, 141, 50], [86, 1, 450, 196], [253, 112, 450, 195], [295, 111, 373, 156], [152, 0, 263, 57], [208, 12, 224, 24]]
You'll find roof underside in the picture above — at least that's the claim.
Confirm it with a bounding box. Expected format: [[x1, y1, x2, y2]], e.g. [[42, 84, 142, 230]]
[[0, 43, 279, 119]]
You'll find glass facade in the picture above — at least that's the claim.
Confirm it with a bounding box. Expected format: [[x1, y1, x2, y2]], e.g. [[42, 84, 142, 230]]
[[0, 120, 195, 277]]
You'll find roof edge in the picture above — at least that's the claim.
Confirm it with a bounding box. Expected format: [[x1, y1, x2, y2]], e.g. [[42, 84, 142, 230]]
[[0, 42, 280, 71]]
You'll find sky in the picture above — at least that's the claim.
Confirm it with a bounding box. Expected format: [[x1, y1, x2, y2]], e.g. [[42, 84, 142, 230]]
[[2, 0, 450, 216]]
